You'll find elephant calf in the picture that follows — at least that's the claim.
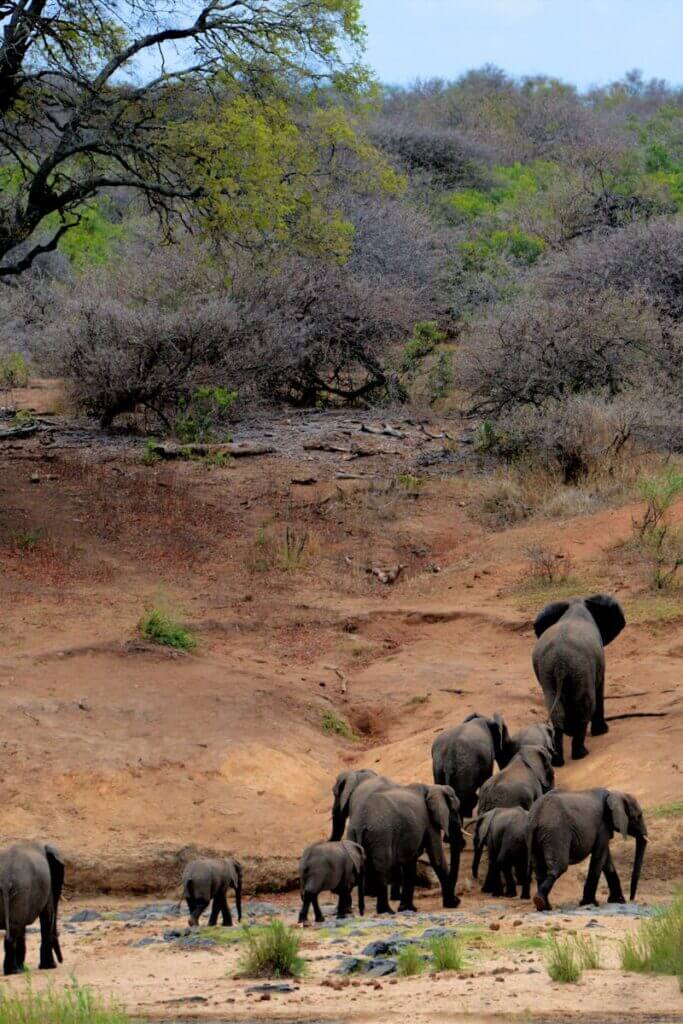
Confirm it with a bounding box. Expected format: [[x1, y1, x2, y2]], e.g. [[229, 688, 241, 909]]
[[0, 842, 64, 975], [528, 788, 648, 911], [472, 807, 530, 899], [182, 857, 242, 928], [432, 712, 513, 817], [477, 745, 554, 815], [509, 722, 554, 759], [298, 840, 365, 924]]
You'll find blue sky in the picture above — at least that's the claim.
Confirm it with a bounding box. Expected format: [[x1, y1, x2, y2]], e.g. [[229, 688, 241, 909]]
[[360, 0, 683, 90]]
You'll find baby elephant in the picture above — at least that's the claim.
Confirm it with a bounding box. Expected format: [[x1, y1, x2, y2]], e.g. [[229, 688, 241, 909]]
[[477, 745, 554, 815], [0, 842, 64, 975], [299, 840, 365, 924], [472, 807, 530, 899], [182, 857, 242, 928]]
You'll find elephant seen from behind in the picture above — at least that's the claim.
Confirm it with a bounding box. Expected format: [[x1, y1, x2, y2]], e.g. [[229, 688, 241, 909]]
[[182, 857, 242, 928], [472, 807, 530, 899], [477, 744, 554, 815], [298, 839, 365, 924], [0, 841, 64, 976], [432, 712, 513, 817]]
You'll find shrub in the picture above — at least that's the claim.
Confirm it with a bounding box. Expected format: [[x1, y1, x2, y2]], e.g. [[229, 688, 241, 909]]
[[0, 351, 30, 388], [620, 894, 683, 978], [0, 979, 128, 1024], [238, 921, 305, 979], [524, 545, 573, 584], [632, 467, 683, 589], [429, 934, 464, 972], [14, 528, 42, 551], [138, 609, 196, 651], [322, 710, 356, 740], [573, 934, 602, 970], [172, 386, 237, 444], [401, 321, 447, 373], [279, 527, 316, 571], [545, 935, 582, 983], [397, 944, 425, 976]]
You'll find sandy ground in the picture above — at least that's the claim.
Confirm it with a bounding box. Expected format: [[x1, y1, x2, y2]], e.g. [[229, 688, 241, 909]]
[[0, 382, 682, 1020]]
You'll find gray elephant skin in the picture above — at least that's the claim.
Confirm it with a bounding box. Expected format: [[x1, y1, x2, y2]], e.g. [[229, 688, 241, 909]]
[[182, 857, 242, 927], [528, 788, 647, 911], [432, 712, 513, 817], [532, 594, 625, 765], [0, 841, 64, 975], [472, 807, 530, 899], [509, 722, 554, 758], [298, 839, 365, 923], [348, 783, 464, 913], [330, 769, 394, 842], [477, 744, 554, 815]]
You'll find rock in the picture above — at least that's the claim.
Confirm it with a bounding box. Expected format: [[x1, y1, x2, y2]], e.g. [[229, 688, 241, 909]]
[[367, 958, 398, 977], [246, 983, 297, 994], [69, 909, 101, 923], [132, 901, 181, 920], [336, 957, 365, 975], [134, 937, 159, 948], [244, 900, 279, 918], [489, 923, 500, 931], [421, 927, 453, 940]]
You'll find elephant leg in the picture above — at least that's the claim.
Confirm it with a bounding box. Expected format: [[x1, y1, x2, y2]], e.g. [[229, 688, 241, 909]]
[[312, 895, 325, 923], [580, 845, 608, 906], [4, 934, 19, 976], [533, 848, 566, 912], [602, 853, 626, 904], [208, 895, 221, 926], [221, 894, 233, 927], [335, 889, 352, 919], [489, 863, 504, 897], [15, 931, 26, 972], [591, 671, 609, 736], [390, 867, 402, 903], [516, 857, 531, 900], [503, 863, 516, 898], [376, 882, 394, 915], [187, 897, 208, 927], [552, 727, 565, 768], [39, 909, 57, 970], [481, 861, 495, 893], [571, 722, 589, 760], [471, 841, 483, 880], [398, 861, 417, 913], [298, 894, 312, 924]]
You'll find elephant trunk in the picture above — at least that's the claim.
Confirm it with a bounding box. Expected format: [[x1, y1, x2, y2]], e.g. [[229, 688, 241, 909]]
[[630, 835, 647, 901], [471, 838, 482, 880], [235, 881, 242, 923], [330, 805, 346, 842], [357, 872, 365, 917]]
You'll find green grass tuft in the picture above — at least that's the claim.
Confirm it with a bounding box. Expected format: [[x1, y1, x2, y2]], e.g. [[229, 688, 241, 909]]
[[237, 920, 305, 979], [0, 978, 129, 1023], [138, 608, 196, 651], [573, 934, 602, 970], [620, 895, 683, 979], [649, 801, 683, 818], [429, 934, 464, 972], [397, 945, 425, 976], [321, 709, 356, 740], [545, 935, 582, 983]]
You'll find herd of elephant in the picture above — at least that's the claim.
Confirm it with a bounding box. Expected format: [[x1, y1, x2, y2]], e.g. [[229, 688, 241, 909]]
[[0, 594, 648, 974]]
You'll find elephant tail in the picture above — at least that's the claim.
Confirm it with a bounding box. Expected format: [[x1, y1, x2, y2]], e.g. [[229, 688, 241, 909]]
[[545, 670, 568, 730], [1, 883, 10, 938]]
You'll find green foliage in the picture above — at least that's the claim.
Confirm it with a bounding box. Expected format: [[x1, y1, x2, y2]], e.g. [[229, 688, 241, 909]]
[[545, 935, 582, 983], [429, 934, 464, 972], [398, 473, 423, 494], [141, 440, 161, 466], [633, 467, 683, 589], [12, 409, 35, 426], [138, 608, 196, 651], [475, 419, 501, 453], [0, 352, 30, 387], [322, 710, 356, 740], [14, 528, 42, 551], [173, 387, 237, 444], [401, 321, 447, 373], [620, 895, 683, 980], [397, 944, 426, 976], [573, 934, 602, 970], [0, 978, 129, 1024], [279, 526, 315, 570], [237, 920, 306, 979], [55, 200, 125, 268], [650, 801, 683, 818], [428, 350, 455, 401], [443, 160, 559, 225]]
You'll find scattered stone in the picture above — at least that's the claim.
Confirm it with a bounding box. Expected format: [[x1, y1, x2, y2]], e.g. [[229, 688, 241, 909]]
[[69, 909, 101, 923], [134, 937, 159, 948], [367, 958, 398, 977], [246, 983, 297, 994], [244, 900, 279, 918]]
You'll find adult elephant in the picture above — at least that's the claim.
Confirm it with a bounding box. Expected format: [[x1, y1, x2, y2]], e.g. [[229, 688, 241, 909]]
[[528, 788, 647, 911], [0, 842, 64, 975], [432, 712, 513, 817], [348, 783, 464, 914], [330, 769, 395, 841], [477, 745, 554, 815], [532, 594, 625, 765]]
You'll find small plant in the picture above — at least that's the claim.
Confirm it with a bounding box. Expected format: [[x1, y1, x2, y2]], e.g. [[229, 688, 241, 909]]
[[573, 933, 601, 970], [279, 526, 315, 570], [0, 977, 129, 1023], [620, 894, 683, 979], [524, 544, 572, 584], [14, 528, 42, 551], [237, 920, 305, 979], [397, 944, 426, 976], [173, 386, 237, 444], [650, 801, 683, 818], [408, 694, 430, 706], [401, 321, 447, 373], [11, 409, 35, 426], [633, 468, 683, 590], [0, 351, 30, 388], [398, 473, 423, 495], [428, 350, 454, 402], [474, 419, 501, 453], [321, 710, 356, 740], [429, 934, 464, 972], [138, 608, 196, 651], [545, 934, 582, 983], [141, 439, 160, 466]]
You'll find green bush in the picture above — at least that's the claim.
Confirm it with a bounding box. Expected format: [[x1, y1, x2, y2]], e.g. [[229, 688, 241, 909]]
[[633, 467, 683, 589], [401, 321, 447, 373], [545, 935, 582, 983], [321, 710, 356, 740], [0, 979, 129, 1024], [138, 609, 196, 651], [620, 895, 683, 979], [397, 944, 425, 976], [0, 352, 30, 388], [173, 386, 237, 444], [238, 920, 305, 979], [429, 934, 464, 971]]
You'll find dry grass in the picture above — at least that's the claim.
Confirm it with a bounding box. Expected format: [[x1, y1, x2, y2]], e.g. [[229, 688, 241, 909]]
[[347, 703, 388, 739]]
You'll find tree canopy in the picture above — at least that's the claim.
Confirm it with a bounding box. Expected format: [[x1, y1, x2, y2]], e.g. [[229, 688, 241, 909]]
[[0, 0, 394, 275]]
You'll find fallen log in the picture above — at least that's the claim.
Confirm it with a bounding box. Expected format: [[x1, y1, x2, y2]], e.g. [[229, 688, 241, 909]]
[[149, 442, 274, 460]]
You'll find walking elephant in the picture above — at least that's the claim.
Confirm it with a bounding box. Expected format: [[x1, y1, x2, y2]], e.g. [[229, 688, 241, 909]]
[[0, 842, 64, 975], [298, 840, 364, 924], [348, 783, 464, 914], [330, 769, 395, 841], [477, 745, 554, 815], [528, 788, 647, 911], [432, 712, 514, 817], [182, 857, 242, 927], [532, 594, 625, 765], [509, 722, 554, 759], [472, 807, 530, 899]]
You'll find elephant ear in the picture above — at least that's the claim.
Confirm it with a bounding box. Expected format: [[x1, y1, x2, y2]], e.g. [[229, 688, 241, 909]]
[[520, 746, 554, 789], [606, 792, 629, 838], [334, 772, 360, 815], [584, 595, 626, 646], [45, 845, 65, 904], [463, 712, 484, 724], [426, 786, 451, 837], [341, 840, 365, 875], [488, 712, 509, 756], [474, 811, 495, 849], [534, 601, 570, 638], [228, 859, 242, 889]]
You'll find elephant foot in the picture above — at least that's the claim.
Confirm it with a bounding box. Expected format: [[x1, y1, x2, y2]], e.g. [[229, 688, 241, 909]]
[[314, 916, 325, 924], [521, 889, 531, 900], [607, 894, 626, 905], [533, 893, 550, 912], [580, 898, 598, 907], [377, 906, 394, 915], [571, 745, 589, 760], [551, 753, 564, 768], [591, 720, 609, 736], [398, 903, 417, 913], [443, 896, 461, 909], [505, 888, 517, 898], [39, 960, 57, 970]]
